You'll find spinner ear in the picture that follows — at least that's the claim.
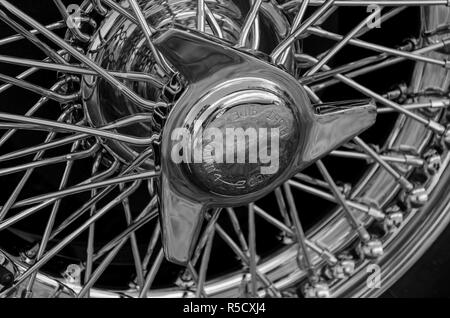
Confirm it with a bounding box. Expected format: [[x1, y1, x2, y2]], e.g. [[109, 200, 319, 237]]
[[153, 28, 243, 83], [298, 99, 377, 167], [158, 174, 207, 265]]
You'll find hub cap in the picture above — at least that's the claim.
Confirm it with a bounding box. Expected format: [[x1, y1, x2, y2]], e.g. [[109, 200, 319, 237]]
[[155, 27, 376, 264]]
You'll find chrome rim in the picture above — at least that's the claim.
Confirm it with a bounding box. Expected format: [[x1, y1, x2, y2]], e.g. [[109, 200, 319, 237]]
[[0, 0, 449, 298]]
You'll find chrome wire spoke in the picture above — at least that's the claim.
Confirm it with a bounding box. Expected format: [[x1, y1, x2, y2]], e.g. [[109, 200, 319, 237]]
[[24, 140, 81, 297], [308, 27, 450, 68], [226, 208, 249, 254], [0, 9, 67, 64], [214, 223, 282, 297], [0, 80, 78, 143], [47, 160, 121, 242], [303, 40, 450, 88], [100, 0, 138, 24], [0, 148, 151, 231], [0, 133, 88, 163], [271, 0, 335, 63], [302, 53, 390, 85], [377, 99, 450, 113], [0, 181, 142, 296], [0, 142, 99, 178], [77, 230, 130, 298], [300, 54, 448, 136], [84, 153, 103, 298], [311, 38, 450, 91], [353, 137, 424, 197], [0, 21, 65, 47], [0, 114, 157, 162], [253, 205, 339, 265], [0, 106, 79, 221], [78, 197, 158, 298], [316, 160, 371, 242], [90, 200, 158, 264], [0, 112, 158, 146], [0, 73, 79, 103], [9, 170, 159, 209], [277, 0, 311, 65], [248, 203, 258, 297], [238, 0, 263, 48], [316, 160, 385, 261], [274, 188, 293, 231], [195, 228, 214, 298], [119, 183, 145, 289], [139, 249, 164, 298], [289, 180, 386, 220], [282, 184, 318, 281], [330, 149, 425, 167], [304, 9, 382, 76], [311, 6, 407, 66], [0, 54, 165, 86], [355, 6, 406, 38], [197, 0, 206, 32], [204, 3, 224, 38], [0, 0, 168, 112], [190, 209, 222, 266], [141, 222, 161, 275], [127, 0, 173, 75], [281, 0, 448, 10], [78, 192, 156, 297], [0, 49, 70, 95], [0, 160, 119, 238]]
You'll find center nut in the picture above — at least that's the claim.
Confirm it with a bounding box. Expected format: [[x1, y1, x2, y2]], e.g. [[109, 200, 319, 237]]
[[154, 27, 377, 264], [184, 85, 298, 197]]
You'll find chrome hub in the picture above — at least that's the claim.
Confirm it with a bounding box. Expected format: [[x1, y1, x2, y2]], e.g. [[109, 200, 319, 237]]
[[155, 27, 377, 264]]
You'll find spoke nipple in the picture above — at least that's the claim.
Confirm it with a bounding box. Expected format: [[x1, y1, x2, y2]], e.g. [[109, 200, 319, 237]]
[[128, 280, 139, 290], [424, 151, 442, 175], [279, 233, 295, 245], [303, 282, 330, 298], [338, 182, 352, 197], [385, 82, 408, 101], [407, 187, 428, 208], [384, 211, 404, 232], [358, 239, 384, 259], [175, 270, 195, 289], [20, 244, 39, 265], [324, 259, 356, 280], [62, 264, 81, 284], [383, 205, 404, 232], [444, 59, 450, 69]]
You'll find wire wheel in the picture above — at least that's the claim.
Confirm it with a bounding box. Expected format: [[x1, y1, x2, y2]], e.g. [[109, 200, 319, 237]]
[[0, 0, 449, 298]]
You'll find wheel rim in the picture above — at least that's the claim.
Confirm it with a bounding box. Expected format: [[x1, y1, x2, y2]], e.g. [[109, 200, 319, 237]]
[[0, 0, 449, 298]]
